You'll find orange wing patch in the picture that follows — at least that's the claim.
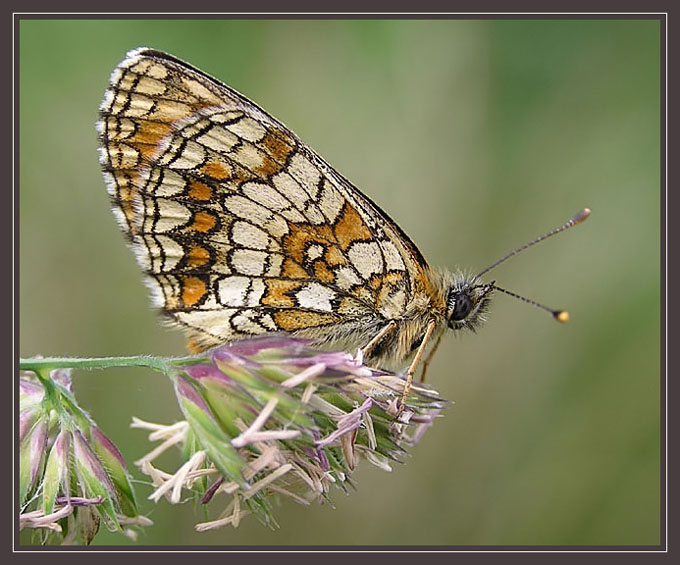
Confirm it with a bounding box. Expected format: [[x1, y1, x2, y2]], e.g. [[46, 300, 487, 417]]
[[273, 310, 339, 332], [313, 261, 335, 284], [190, 211, 217, 233], [260, 130, 295, 164], [261, 280, 303, 308], [181, 276, 208, 307], [186, 245, 211, 269], [130, 121, 174, 159], [281, 258, 308, 279], [188, 181, 214, 201], [334, 203, 373, 250], [282, 223, 335, 263], [200, 160, 232, 180]]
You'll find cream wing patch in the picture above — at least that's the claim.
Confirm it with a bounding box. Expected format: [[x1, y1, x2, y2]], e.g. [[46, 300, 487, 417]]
[[348, 241, 384, 279], [295, 283, 336, 312]]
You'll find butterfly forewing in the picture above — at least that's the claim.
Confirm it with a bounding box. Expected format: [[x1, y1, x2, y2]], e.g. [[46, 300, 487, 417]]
[[98, 48, 434, 353]]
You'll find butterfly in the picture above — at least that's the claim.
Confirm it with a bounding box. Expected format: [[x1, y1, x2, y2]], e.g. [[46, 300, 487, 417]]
[[98, 48, 588, 398]]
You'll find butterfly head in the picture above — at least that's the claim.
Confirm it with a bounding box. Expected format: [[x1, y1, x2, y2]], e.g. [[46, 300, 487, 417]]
[[444, 209, 591, 332], [445, 275, 494, 331]]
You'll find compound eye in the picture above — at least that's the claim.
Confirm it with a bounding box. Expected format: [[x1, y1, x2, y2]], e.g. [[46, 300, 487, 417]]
[[449, 292, 473, 321]]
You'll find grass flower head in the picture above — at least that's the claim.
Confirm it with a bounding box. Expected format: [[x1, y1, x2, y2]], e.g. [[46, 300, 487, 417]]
[[19, 368, 150, 544], [134, 337, 447, 530]]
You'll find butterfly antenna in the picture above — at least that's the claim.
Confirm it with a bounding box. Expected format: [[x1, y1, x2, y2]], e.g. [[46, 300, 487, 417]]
[[475, 208, 591, 279], [490, 283, 571, 323]]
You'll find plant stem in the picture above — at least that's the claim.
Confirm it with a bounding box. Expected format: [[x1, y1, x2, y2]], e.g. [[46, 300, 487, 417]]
[[19, 355, 207, 374]]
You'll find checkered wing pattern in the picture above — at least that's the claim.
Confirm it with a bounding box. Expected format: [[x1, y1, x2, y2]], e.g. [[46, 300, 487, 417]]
[[98, 48, 432, 352]]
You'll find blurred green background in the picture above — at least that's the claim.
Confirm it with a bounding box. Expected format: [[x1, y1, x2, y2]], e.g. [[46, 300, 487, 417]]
[[19, 19, 660, 546]]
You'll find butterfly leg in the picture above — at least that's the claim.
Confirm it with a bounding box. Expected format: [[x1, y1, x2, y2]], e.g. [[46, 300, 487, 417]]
[[360, 321, 397, 360], [419, 334, 442, 383], [398, 320, 437, 416]]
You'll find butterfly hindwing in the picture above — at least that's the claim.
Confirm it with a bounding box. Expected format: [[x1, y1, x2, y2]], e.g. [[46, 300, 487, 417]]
[[98, 48, 433, 351]]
